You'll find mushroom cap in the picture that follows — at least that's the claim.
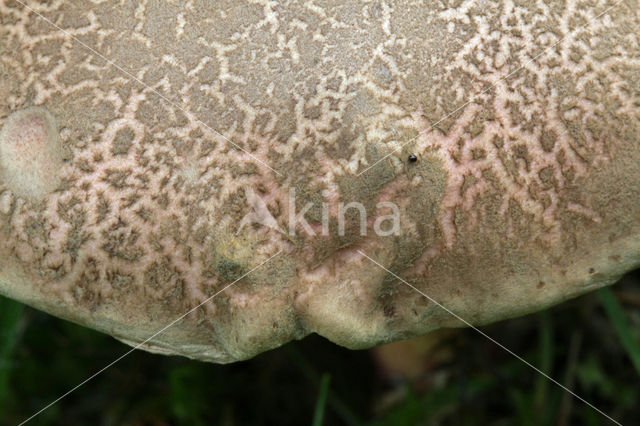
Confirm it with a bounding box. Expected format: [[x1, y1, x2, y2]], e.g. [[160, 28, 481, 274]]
[[0, 1, 639, 363]]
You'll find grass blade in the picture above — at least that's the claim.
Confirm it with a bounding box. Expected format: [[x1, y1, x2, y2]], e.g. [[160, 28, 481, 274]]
[[312, 373, 331, 426], [598, 287, 640, 375], [0, 296, 25, 411], [285, 345, 361, 426], [534, 311, 554, 423]]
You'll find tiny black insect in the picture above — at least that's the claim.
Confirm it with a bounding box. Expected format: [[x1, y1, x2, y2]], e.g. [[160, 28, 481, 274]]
[[408, 154, 418, 163]]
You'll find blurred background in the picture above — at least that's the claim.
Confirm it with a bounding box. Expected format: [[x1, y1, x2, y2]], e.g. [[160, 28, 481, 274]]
[[0, 270, 638, 426]]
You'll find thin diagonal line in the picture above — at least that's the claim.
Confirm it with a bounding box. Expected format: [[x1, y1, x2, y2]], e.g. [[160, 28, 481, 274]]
[[357, 0, 624, 176], [357, 250, 622, 426], [18, 250, 283, 426], [14, 0, 281, 176]]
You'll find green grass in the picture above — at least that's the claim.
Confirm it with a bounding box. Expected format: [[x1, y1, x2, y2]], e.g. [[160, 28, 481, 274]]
[[598, 287, 640, 375], [312, 373, 331, 426], [0, 297, 24, 413]]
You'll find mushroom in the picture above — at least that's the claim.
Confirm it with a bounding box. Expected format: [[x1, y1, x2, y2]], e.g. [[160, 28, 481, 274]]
[[0, 1, 638, 364]]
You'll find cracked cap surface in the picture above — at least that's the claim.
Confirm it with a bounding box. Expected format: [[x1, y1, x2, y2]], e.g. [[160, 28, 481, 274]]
[[0, 0, 639, 363]]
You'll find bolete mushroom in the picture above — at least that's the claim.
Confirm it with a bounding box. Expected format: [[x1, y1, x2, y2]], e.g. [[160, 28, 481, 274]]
[[0, 0, 638, 364]]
